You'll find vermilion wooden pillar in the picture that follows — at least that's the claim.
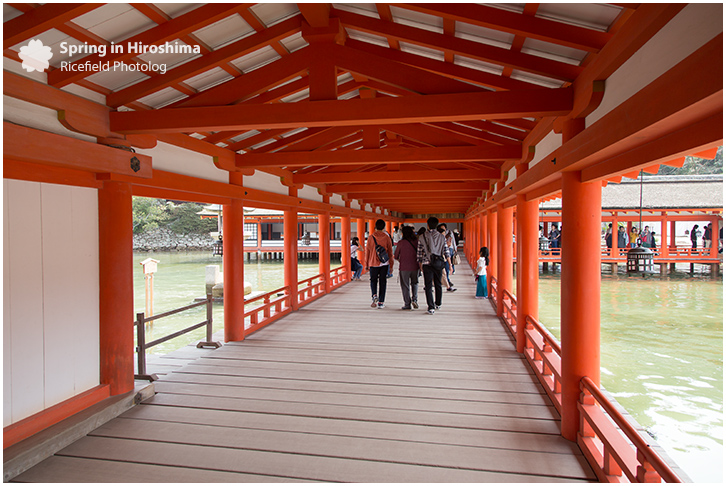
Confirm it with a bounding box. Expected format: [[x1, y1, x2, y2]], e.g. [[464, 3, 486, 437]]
[[98, 180, 134, 395], [319, 211, 330, 293], [386, 220, 392, 235], [516, 194, 539, 353], [284, 187, 299, 311], [487, 209, 497, 299], [481, 212, 488, 260], [223, 172, 245, 342], [496, 204, 513, 316], [341, 214, 351, 281], [356, 218, 365, 273]]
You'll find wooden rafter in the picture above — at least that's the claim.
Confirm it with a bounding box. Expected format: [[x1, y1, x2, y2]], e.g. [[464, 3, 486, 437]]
[[110, 87, 573, 133]]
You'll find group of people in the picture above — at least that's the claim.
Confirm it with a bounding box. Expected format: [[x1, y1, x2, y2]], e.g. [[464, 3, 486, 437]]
[[350, 217, 464, 314], [605, 223, 658, 249], [690, 223, 722, 252]]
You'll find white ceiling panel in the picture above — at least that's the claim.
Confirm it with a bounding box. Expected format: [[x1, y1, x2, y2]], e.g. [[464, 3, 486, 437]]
[[86, 67, 149, 91], [249, 3, 300, 28], [345, 29, 390, 48], [137, 86, 186, 109], [454, 55, 504, 76], [522, 38, 588, 64], [183, 67, 234, 91], [72, 4, 156, 44], [229, 45, 280, 73], [3, 4, 24, 21], [536, 3, 623, 32], [455, 22, 516, 49], [390, 6, 444, 34], [510, 69, 564, 89], [192, 13, 255, 49], [153, 3, 200, 19], [333, 3, 380, 19], [279, 32, 307, 54], [399, 42, 445, 62]]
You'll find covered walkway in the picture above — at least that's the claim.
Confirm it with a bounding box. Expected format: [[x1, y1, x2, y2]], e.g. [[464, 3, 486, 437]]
[[13, 262, 594, 483]]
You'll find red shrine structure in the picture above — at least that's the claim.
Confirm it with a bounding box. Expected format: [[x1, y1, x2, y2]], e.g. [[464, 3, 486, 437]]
[[3, 3, 722, 482]]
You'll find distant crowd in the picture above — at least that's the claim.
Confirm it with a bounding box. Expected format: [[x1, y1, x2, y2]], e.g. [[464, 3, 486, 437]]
[[350, 217, 474, 314]]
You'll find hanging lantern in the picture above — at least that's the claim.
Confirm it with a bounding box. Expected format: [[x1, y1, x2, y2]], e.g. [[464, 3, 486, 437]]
[[627, 170, 654, 274], [212, 235, 223, 256], [627, 242, 654, 273]]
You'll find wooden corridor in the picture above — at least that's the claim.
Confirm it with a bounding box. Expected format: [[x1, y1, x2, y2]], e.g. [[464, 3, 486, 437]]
[[13, 265, 596, 483]]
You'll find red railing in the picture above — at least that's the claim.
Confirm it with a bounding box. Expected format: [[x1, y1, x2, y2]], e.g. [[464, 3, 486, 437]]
[[537, 246, 721, 262], [524, 315, 562, 413], [579, 377, 682, 483], [489, 286, 681, 483], [501, 288, 517, 336], [490, 277, 499, 309], [329, 265, 348, 290], [244, 285, 292, 335], [297, 273, 326, 306], [244, 266, 348, 337]]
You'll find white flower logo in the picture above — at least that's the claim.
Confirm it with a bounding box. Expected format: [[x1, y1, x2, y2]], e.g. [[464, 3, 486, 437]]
[[19, 39, 53, 73]]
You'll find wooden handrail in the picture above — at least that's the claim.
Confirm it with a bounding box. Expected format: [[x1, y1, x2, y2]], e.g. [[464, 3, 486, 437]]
[[525, 315, 562, 356], [495, 287, 680, 482], [580, 377, 682, 483], [135, 294, 219, 381]]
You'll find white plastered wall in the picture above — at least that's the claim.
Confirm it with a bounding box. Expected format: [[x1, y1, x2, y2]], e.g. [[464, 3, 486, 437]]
[[3, 179, 100, 427], [588, 3, 723, 126]]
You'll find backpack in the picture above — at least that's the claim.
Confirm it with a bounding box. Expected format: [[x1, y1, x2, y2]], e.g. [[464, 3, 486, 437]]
[[371, 236, 389, 264]]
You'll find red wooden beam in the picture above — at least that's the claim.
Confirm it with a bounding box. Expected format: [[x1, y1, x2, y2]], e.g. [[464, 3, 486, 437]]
[[345, 39, 539, 92], [174, 46, 315, 108], [395, 3, 612, 52], [326, 181, 490, 194], [294, 168, 499, 184], [3, 3, 100, 49], [4, 122, 152, 178], [110, 87, 573, 134], [237, 145, 521, 169], [333, 7, 582, 82]]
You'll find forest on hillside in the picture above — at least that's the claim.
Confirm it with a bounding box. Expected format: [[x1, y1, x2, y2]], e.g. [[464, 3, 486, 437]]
[[657, 146, 723, 175]]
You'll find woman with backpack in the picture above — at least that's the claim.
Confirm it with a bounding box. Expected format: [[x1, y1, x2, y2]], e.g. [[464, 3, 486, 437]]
[[365, 219, 393, 309], [394, 226, 420, 310]]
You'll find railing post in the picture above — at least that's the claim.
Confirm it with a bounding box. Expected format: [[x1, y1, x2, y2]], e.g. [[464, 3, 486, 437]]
[[197, 294, 222, 349], [136, 312, 146, 377], [636, 451, 661, 483]]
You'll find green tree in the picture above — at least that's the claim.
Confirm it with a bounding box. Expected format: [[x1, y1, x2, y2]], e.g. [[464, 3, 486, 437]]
[[658, 146, 723, 175], [132, 197, 169, 234], [167, 202, 217, 234]]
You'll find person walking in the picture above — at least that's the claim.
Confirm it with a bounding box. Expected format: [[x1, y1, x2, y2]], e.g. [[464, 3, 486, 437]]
[[475, 247, 489, 298], [690, 224, 699, 250], [704, 223, 712, 249], [617, 226, 627, 250], [417, 216, 448, 315], [394, 226, 420, 310], [350, 236, 363, 280], [365, 219, 393, 309], [437, 224, 456, 292]]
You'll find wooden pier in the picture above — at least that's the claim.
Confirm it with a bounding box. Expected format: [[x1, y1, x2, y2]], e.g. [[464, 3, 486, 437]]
[[12, 266, 595, 483]]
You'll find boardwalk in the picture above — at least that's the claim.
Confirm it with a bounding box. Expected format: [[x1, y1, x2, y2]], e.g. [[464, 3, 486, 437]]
[[14, 265, 596, 483]]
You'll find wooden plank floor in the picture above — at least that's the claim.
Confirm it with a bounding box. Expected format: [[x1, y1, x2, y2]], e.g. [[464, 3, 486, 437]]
[[14, 261, 596, 483]]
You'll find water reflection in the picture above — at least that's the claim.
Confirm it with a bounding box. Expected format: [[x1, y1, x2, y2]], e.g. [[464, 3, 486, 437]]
[[538, 271, 723, 483]]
